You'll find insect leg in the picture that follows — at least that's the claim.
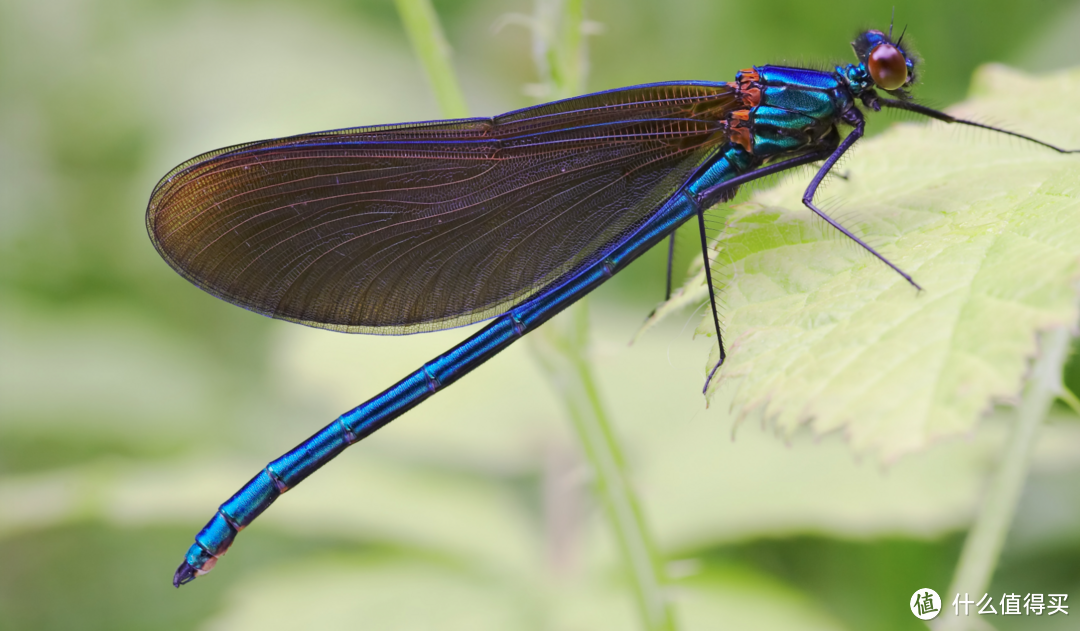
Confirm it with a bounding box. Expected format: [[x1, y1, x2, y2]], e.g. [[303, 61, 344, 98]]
[[878, 97, 1080, 154], [664, 232, 676, 301], [693, 151, 830, 208], [802, 111, 922, 290], [695, 202, 727, 391], [689, 150, 832, 390]]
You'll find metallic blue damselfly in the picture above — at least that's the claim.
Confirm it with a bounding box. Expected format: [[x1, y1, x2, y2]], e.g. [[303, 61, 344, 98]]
[[147, 27, 1077, 586]]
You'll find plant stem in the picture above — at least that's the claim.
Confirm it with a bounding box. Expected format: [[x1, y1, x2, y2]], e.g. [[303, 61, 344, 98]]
[[393, 0, 468, 118], [1057, 385, 1080, 418], [530, 304, 676, 631], [394, 2, 673, 626], [935, 326, 1071, 630], [523, 2, 674, 629]]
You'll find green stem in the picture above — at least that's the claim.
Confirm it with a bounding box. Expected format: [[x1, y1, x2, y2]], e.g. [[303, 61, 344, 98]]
[[393, 0, 469, 118], [1057, 385, 1080, 418], [934, 326, 1071, 630], [394, 2, 673, 626], [550, 0, 586, 98], [530, 305, 676, 631], [524, 2, 674, 629]]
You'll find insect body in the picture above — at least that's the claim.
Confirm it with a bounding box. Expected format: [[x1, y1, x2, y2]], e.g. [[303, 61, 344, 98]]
[[147, 28, 1074, 586]]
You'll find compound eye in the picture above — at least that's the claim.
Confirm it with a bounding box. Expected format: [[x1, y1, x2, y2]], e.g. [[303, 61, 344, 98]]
[[867, 43, 908, 90]]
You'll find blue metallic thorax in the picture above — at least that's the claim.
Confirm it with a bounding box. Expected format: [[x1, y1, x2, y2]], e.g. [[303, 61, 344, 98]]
[[733, 65, 857, 158]]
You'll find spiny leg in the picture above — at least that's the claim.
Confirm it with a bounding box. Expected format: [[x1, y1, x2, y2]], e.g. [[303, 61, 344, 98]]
[[695, 202, 727, 392], [877, 98, 1080, 154], [803, 110, 922, 290], [664, 232, 676, 301], [690, 150, 834, 391]]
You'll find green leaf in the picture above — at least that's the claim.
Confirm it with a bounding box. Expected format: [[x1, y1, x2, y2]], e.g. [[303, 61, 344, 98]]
[[644, 65, 1080, 461]]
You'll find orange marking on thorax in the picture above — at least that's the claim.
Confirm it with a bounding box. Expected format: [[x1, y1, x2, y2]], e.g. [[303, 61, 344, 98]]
[[725, 68, 760, 153], [732, 68, 762, 108], [728, 124, 753, 153], [740, 87, 761, 108], [737, 67, 760, 87]]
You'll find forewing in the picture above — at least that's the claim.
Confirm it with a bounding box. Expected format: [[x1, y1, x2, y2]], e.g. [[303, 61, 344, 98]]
[[147, 82, 736, 333]]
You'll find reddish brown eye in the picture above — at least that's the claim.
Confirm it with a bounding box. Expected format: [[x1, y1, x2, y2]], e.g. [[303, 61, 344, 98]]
[[867, 44, 908, 90]]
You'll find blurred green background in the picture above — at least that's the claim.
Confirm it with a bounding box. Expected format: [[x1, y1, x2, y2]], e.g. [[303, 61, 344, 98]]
[[3, 0, 1080, 629]]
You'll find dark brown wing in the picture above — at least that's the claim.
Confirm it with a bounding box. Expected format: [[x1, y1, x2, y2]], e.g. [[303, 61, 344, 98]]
[[147, 82, 736, 334]]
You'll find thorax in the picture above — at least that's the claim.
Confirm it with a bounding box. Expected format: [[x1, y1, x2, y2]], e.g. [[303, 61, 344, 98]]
[[725, 65, 856, 158]]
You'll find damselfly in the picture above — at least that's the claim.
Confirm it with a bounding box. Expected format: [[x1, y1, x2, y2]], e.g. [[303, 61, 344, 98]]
[[147, 27, 1076, 586]]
